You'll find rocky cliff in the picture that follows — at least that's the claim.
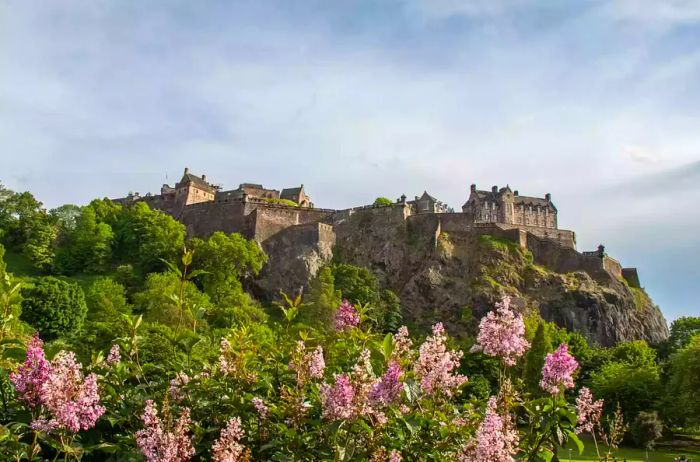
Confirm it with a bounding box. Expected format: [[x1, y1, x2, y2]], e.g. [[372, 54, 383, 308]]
[[256, 210, 669, 347]]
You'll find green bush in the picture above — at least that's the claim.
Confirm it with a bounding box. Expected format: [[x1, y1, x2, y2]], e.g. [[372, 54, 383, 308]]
[[20, 276, 87, 340], [373, 197, 393, 206]]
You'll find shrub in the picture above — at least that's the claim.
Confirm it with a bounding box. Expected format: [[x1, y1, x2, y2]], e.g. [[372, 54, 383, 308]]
[[20, 276, 87, 340], [631, 411, 663, 449], [373, 197, 393, 206]]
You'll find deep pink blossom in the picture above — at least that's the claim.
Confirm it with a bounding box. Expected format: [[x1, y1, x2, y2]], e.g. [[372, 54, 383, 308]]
[[458, 396, 518, 462], [106, 344, 121, 365], [289, 341, 325, 385], [414, 323, 467, 396], [320, 374, 355, 421], [575, 387, 604, 434], [212, 417, 247, 462], [369, 361, 403, 406], [38, 351, 105, 432], [136, 400, 194, 462], [10, 333, 50, 408], [333, 299, 360, 331], [471, 296, 530, 366], [540, 343, 579, 395]]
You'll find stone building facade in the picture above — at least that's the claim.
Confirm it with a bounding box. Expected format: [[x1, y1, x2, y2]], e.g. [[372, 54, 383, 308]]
[[462, 184, 557, 229]]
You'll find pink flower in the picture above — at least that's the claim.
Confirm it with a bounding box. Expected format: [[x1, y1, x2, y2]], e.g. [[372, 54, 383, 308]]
[[540, 344, 579, 395], [333, 299, 360, 331], [289, 341, 325, 385], [575, 387, 604, 434], [106, 344, 121, 365], [471, 296, 530, 366], [369, 361, 403, 406], [169, 372, 190, 403], [10, 333, 50, 408], [391, 326, 413, 363], [414, 323, 467, 396], [136, 400, 194, 462], [389, 450, 402, 462], [458, 396, 518, 462], [38, 351, 105, 432], [212, 417, 247, 462], [320, 374, 355, 421], [251, 397, 269, 419]]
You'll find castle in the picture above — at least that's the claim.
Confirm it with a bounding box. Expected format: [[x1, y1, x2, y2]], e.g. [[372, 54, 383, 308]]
[[114, 168, 641, 289]]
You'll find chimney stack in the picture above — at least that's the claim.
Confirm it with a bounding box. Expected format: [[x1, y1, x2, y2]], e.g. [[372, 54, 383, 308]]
[[184, 167, 189, 175], [470, 184, 477, 193], [514, 190, 519, 196], [491, 185, 498, 193], [202, 174, 207, 182], [545, 193, 551, 201]]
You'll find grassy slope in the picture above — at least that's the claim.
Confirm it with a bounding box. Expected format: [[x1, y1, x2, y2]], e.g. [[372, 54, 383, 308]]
[[558, 436, 699, 462]]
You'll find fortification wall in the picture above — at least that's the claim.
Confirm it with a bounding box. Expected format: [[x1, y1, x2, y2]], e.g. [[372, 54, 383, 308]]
[[603, 256, 623, 279], [495, 223, 576, 249], [178, 200, 250, 238], [333, 203, 410, 225], [251, 204, 334, 242], [622, 268, 641, 288]]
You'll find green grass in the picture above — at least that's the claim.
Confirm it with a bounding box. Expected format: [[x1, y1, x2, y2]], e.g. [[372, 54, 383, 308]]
[[4, 250, 40, 278], [558, 436, 699, 461]]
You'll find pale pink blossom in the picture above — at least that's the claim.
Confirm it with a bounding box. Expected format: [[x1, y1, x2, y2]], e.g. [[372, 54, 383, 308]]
[[106, 344, 121, 365], [320, 374, 355, 421], [458, 396, 518, 462], [540, 344, 579, 395], [37, 351, 105, 432], [369, 361, 403, 406], [251, 397, 269, 419], [289, 341, 325, 385], [333, 299, 360, 331], [471, 296, 530, 366], [212, 417, 247, 462], [136, 400, 194, 462], [414, 323, 467, 396], [391, 326, 413, 363], [10, 333, 50, 408], [575, 387, 604, 434], [169, 372, 190, 403]]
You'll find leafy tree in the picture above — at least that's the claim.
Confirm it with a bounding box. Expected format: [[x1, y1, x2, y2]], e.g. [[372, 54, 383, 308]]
[[301, 266, 342, 328], [523, 322, 552, 393], [189, 231, 266, 303], [373, 197, 393, 206], [22, 214, 58, 272], [659, 316, 700, 358], [114, 202, 185, 273], [20, 276, 87, 340], [55, 207, 114, 274], [84, 277, 131, 322], [87, 198, 122, 227], [609, 340, 658, 369], [0, 185, 46, 249], [331, 263, 379, 306], [50, 204, 82, 234], [132, 272, 212, 331], [664, 334, 700, 426], [376, 289, 402, 332], [591, 361, 660, 420]]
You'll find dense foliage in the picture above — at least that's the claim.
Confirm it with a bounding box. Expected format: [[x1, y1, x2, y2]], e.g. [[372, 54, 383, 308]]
[[0, 182, 698, 461]]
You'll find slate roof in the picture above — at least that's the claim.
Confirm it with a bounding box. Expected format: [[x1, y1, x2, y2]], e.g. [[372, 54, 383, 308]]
[[474, 190, 553, 208], [281, 186, 303, 199], [180, 173, 216, 192]]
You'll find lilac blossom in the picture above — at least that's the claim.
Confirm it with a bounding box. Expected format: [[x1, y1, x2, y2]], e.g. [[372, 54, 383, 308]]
[[540, 343, 579, 395], [471, 296, 530, 366], [106, 344, 121, 365], [369, 362, 403, 406], [38, 351, 105, 432], [251, 397, 269, 419], [169, 372, 190, 403], [289, 341, 325, 385], [136, 400, 194, 462], [575, 387, 604, 434], [458, 396, 518, 462], [333, 299, 360, 331], [391, 326, 413, 363], [10, 333, 50, 408], [320, 374, 355, 421], [212, 417, 247, 462], [414, 323, 467, 396]]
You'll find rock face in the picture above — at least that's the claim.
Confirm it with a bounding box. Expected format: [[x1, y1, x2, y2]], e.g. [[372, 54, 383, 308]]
[[256, 210, 669, 347]]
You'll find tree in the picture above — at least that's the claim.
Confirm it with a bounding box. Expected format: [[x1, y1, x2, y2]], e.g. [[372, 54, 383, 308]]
[[664, 334, 700, 426], [591, 361, 660, 420], [87, 198, 122, 227], [20, 276, 87, 340], [331, 263, 380, 306], [373, 197, 393, 207], [523, 322, 552, 393], [376, 289, 402, 332], [301, 266, 342, 328], [631, 411, 663, 450], [659, 316, 700, 358], [23, 213, 58, 272], [55, 207, 114, 274], [0, 186, 45, 249], [84, 277, 131, 322], [189, 231, 266, 303], [113, 202, 185, 273]]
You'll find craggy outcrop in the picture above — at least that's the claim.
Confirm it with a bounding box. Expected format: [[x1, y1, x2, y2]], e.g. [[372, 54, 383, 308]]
[[256, 208, 669, 347]]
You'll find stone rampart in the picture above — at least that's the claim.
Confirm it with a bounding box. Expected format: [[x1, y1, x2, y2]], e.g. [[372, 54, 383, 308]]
[[251, 204, 334, 242], [178, 200, 250, 238]]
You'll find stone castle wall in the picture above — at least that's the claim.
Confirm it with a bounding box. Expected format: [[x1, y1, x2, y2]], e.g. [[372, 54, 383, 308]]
[[250, 204, 334, 242]]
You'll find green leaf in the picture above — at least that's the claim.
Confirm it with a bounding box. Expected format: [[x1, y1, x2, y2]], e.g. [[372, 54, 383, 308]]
[[567, 430, 584, 454], [382, 333, 393, 361]]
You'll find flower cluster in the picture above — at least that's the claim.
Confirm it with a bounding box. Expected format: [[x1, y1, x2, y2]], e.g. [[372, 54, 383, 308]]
[[458, 396, 518, 462], [289, 341, 325, 385], [106, 344, 121, 365], [251, 397, 269, 419], [391, 326, 413, 363], [321, 374, 355, 421], [540, 343, 579, 395], [371, 448, 403, 462], [333, 299, 360, 331], [10, 333, 50, 408], [471, 296, 530, 366], [369, 361, 403, 406], [169, 372, 190, 403], [575, 387, 604, 434], [414, 323, 467, 396], [212, 417, 248, 462], [136, 400, 194, 462]]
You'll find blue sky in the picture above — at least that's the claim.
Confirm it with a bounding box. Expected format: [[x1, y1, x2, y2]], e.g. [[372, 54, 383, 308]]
[[1, 0, 699, 321]]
